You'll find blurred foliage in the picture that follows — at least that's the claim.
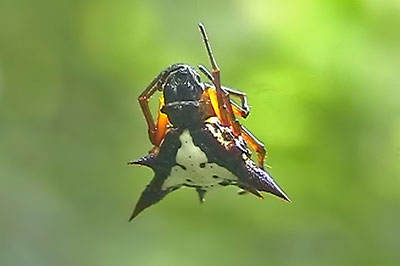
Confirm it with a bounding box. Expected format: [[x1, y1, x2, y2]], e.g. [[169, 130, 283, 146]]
[[0, 0, 399, 265]]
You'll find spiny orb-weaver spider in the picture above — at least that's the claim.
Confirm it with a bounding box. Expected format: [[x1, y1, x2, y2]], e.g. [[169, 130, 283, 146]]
[[128, 24, 290, 220]]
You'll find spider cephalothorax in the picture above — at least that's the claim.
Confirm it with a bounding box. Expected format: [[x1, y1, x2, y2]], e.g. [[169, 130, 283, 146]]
[[128, 24, 290, 220]]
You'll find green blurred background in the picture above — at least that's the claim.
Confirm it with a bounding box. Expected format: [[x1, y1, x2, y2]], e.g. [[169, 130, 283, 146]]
[[1, 0, 399, 265]]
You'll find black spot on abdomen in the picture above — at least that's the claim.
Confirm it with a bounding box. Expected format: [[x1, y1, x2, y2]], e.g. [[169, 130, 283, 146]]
[[219, 180, 231, 186], [176, 163, 187, 170]]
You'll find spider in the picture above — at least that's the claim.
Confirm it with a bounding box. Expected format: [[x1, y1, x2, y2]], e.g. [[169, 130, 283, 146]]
[[128, 24, 290, 220]]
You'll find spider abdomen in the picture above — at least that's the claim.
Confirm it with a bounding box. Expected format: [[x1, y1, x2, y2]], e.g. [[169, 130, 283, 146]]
[[162, 129, 238, 190]]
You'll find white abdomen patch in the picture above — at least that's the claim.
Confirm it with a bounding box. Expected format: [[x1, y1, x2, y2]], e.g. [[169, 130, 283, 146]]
[[162, 129, 238, 190]]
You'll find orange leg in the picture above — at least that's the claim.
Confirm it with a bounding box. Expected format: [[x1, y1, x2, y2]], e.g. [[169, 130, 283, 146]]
[[199, 24, 228, 126], [206, 86, 267, 169], [203, 86, 266, 168], [241, 125, 267, 169], [198, 24, 266, 167], [198, 66, 250, 120], [199, 24, 241, 136], [153, 96, 170, 147], [138, 83, 158, 145], [222, 86, 250, 119], [138, 64, 183, 146], [204, 86, 240, 135], [223, 93, 242, 136], [203, 86, 222, 121]]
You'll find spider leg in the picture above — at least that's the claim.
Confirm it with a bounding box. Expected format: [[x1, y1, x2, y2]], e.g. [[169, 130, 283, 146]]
[[225, 97, 242, 136], [221, 86, 250, 119], [154, 96, 170, 147], [202, 85, 241, 136], [138, 81, 158, 145], [198, 24, 228, 126], [204, 84, 266, 168], [198, 26, 267, 167], [138, 64, 183, 146], [198, 65, 213, 81], [199, 24, 241, 136], [241, 125, 267, 169], [202, 85, 223, 121], [199, 65, 250, 119]]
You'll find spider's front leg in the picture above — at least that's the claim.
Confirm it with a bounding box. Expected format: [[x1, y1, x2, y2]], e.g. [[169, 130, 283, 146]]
[[138, 80, 159, 146], [138, 95, 169, 150], [138, 65, 183, 147], [198, 23, 265, 165], [198, 25, 242, 136]]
